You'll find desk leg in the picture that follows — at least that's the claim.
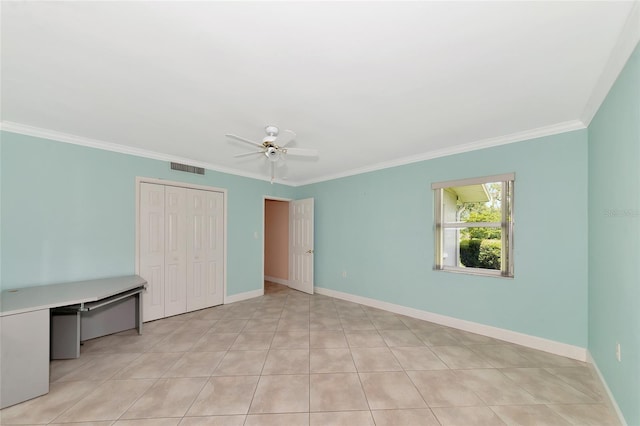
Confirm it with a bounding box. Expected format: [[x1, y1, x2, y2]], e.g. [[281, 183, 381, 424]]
[[136, 292, 143, 335]]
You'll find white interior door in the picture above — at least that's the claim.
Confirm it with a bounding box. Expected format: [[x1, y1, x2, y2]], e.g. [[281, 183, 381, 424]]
[[139, 183, 166, 322], [164, 186, 187, 317], [186, 189, 224, 310], [289, 198, 314, 294]]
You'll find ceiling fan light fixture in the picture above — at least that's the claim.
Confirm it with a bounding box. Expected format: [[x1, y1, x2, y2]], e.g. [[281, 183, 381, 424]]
[[265, 146, 280, 161]]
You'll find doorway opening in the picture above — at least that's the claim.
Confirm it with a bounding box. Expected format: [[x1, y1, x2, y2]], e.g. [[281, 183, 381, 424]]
[[264, 197, 291, 292]]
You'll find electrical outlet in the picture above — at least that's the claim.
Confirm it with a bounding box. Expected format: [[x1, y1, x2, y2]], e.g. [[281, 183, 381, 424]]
[[342, 271, 347, 278], [616, 342, 621, 362]]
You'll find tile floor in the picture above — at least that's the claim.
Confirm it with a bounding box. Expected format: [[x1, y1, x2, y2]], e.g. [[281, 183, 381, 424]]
[[0, 282, 619, 426]]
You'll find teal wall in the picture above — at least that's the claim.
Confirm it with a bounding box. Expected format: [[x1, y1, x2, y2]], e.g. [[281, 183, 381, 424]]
[[0, 131, 296, 294], [297, 129, 589, 347], [588, 41, 640, 426]]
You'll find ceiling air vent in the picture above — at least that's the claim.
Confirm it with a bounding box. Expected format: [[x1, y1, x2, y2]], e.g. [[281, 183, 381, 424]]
[[170, 162, 205, 175]]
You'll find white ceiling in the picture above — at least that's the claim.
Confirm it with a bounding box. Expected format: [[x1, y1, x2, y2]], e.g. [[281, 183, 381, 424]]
[[1, 1, 638, 185]]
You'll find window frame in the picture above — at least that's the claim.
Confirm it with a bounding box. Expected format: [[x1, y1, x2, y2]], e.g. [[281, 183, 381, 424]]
[[433, 173, 515, 278]]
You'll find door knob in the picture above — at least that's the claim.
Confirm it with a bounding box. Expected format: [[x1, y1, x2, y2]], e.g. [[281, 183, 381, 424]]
[[306, 249, 314, 254]]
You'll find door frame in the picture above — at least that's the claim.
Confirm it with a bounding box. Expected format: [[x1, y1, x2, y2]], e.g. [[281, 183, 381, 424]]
[[135, 177, 228, 303], [262, 195, 292, 293]]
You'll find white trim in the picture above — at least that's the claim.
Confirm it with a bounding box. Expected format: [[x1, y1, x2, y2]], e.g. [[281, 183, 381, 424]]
[[264, 275, 289, 286], [432, 173, 515, 190], [294, 120, 585, 186], [134, 177, 229, 308], [581, 1, 640, 126], [315, 286, 588, 361], [587, 351, 628, 426], [224, 289, 264, 304], [0, 121, 284, 185]]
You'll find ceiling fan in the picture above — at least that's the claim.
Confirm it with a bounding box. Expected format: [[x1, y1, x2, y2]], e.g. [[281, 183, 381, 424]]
[[226, 125, 318, 182]]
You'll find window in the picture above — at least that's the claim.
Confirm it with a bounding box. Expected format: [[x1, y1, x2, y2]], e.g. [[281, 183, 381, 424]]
[[433, 173, 514, 277]]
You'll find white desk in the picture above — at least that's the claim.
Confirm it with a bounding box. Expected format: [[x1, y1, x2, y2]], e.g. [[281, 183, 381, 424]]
[[0, 275, 146, 409]]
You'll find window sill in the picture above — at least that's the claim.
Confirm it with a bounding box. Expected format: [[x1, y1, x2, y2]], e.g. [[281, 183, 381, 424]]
[[434, 267, 514, 279]]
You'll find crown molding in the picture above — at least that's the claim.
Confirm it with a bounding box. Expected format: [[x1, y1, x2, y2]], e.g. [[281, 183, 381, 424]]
[[0, 121, 285, 185], [581, 1, 640, 126], [2, 119, 586, 188], [294, 119, 586, 187]]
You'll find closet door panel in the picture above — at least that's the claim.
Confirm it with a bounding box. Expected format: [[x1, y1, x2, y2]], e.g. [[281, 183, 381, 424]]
[[140, 183, 165, 322], [206, 192, 224, 307], [164, 186, 187, 317], [187, 189, 224, 310]]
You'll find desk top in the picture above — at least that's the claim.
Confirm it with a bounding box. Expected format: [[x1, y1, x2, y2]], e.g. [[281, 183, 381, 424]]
[[0, 275, 147, 317]]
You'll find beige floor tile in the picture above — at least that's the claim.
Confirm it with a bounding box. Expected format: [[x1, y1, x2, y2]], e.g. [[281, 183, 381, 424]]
[[210, 319, 249, 333], [277, 318, 310, 331], [213, 350, 268, 376], [391, 346, 448, 370], [371, 316, 409, 330], [351, 347, 403, 372], [340, 318, 376, 330], [468, 344, 534, 368], [49, 422, 113, 426], [430, 345, 493, 369], [310, 348, 356, 373], [545, 367, 606, 402], [187, 376, 259, 416], [309, 316, 343, 330], [245, 413, 309, 426], [310, 411, 374, 426], [500, 368, 596, 404], [514, 347, 586, 368], [50, 356, 95, 382], [243, 318, 280, 332], [407, 370, 484, 407], [548, 403, 621, 425], [55, 353, 142, 382], [178, 416, 246, 426], [359, 372, 427, 410], [113, 420, 180, 426], [144, 319, 188, 335], [454, 369, 539, 405], [249, 374, 309, 413], [229, 332, 274, 350], [164, 351, 226, 377], [262, 349, 310, 374], [414, 329, 463, 346], [310, 373, 369, 412], [114, 352, 183, 379], [53, 379, 155, 422], [345, 330, 387, 348], [121, 377, 207, 419], [379, 329, 424, 347], [310, 330, 348, 348], [448, 329, 501, 345], [0, 380, 96, 424], [81, 333, 163, 355], [271, 331, 309, 348], [151, 331, 207, 352], [432, 406, 507, 426], [192, 333, 238, 352], [371, 408, 441, 426], [490, 404, 572, 425]]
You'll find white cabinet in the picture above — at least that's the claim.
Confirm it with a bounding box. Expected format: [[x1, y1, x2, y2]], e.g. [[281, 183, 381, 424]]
[[139, 183, 224, 321]]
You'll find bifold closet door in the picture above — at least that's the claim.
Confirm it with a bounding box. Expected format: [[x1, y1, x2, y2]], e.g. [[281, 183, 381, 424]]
[[139, 183, 166, 322], [164, 186, 187, 317], [186, 189, 224, 311]]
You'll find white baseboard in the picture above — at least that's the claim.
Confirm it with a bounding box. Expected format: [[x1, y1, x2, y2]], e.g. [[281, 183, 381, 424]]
[[264, 275, 289, 286], [587, 351, 628, 426], [315, 286, 588, 362], [225, 289, 264, 304]]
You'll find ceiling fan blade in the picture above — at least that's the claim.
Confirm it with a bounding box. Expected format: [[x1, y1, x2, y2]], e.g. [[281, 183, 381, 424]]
[[233, 151, 264, 158], [277, 130, 296, 147], [284, 147, 318, 157], [226, 134, 263, 148]]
